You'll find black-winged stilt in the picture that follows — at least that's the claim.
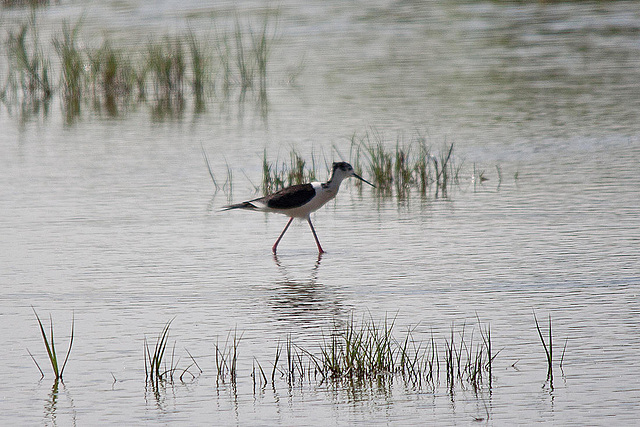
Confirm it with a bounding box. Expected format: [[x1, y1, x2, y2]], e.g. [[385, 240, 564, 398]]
[[223, 162, 374, 254]]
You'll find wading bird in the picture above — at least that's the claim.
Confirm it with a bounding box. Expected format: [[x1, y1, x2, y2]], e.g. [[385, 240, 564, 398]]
[[223, 162, 374, 254]]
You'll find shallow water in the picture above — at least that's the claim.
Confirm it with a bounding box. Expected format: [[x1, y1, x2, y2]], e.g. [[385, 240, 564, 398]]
[[1, 1, 640, 425]]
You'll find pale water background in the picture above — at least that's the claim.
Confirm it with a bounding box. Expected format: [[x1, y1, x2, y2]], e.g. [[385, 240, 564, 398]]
[[1, 0, 640, 425]]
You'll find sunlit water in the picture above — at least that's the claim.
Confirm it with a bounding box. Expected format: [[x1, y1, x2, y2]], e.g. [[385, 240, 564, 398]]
[[1, 1, 640, 425]]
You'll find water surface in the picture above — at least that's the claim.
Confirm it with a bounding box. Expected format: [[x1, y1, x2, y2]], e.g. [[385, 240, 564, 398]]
[[1, 1, 640, 425]]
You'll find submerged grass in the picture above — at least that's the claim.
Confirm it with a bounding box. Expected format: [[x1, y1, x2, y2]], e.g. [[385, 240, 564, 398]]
[[260, 148, 318, 194], [255, 130, 460, 199], [22, 308, 561, 405], [29, 308, 74, 381], [4, 12, 52, 106], [187, 31, 209, 110], [52, 20, 83, 117], [146, 37, 185, 104], [144, 318, 173, 389], [1, 12, 279, 120], [247, 315, 495, 394], [87, 41, 138, 114], [144, 318, 201, 392], [533, 311, 557, 389], [214, 328, 243, 383]]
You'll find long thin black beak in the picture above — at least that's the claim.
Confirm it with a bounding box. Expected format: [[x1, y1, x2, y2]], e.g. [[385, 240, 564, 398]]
[[354, 173, 375, 188]]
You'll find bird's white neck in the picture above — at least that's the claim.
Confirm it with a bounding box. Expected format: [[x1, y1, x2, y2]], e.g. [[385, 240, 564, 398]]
[[322, 175, 347, 192]]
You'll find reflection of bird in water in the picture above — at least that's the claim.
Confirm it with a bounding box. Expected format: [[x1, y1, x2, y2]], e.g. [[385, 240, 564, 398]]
[[223, 162, 374, 254], [269, 253, 343, 322], [273, 252, 323, 282]]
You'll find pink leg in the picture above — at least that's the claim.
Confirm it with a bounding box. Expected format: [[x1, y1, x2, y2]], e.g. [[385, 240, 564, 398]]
[[307, 217, 325, 254], [272, 217, 294, 254]]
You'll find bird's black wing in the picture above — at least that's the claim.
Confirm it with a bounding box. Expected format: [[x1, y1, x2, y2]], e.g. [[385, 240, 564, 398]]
[[264, 184, 316, 209]]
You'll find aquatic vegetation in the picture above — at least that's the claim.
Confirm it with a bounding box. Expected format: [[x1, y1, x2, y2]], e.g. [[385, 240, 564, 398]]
[[22, 308, 562, 404], [259, 148, 319, 195], [361, 131, 394, 194], [4, 13, 52, 107], [255, 131, 460, 200], [146, 37, 186, 105], [52, 20, 83, 117], [433, 140, 456, 198], [2, 0, 50, 7], [144, 318, 201, 391], [247, 315, 495, 393], [533, 312, 567, 389], [533, 311, 557, 389], [214, 329, 243, 383], [87, 41, 138, 113], [28, 308, 74, 381], [201, 144, 220, 192], [187, 31, 209, 109], [0, 12, 279, 120], [144, 318, 173, 389]]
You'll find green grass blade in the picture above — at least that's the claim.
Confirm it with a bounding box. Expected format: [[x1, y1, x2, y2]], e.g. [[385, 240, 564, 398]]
[[59, 312, 75, 377], [32, 308, 58, 378], [27, 348, 44, 379], [533, 311, 550, 362]]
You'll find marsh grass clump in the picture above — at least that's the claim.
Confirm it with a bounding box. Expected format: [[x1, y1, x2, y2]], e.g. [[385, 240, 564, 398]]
[[144, 319, 173, 390], [146, 37, 186, 105], [233, 18, 253, 91], [442, 320, 497, 393], [28, 308, 74, 381], [87, 41, 138, 114], [318, 315, 398, 379], [256, 130, 458, 200], [4, 14, 52, 107], [214, 329, 243, 384], [394, 143, 414, 196], [265, 334, 309, 387], [266, 315, 496, 393], [53, 20, 83, 116], [226, 13, 277, 93], [260, 148, 319, 195], [349, 129, 458, 198], [415, 137, 433, 194], [432, 141, 455, 198], [1, 12, 280, 121], [250, 11, 276, 92], [363, 133, 394, 195], [211, 316, 497, 397], [533, 311, 566, 390], [261, 150, 284, 195], [144, 318, 201, 392], [187, 31, 209, 110]]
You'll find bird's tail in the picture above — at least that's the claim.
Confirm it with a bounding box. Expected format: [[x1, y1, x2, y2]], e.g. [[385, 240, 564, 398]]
[[221, 201, 257, 211]]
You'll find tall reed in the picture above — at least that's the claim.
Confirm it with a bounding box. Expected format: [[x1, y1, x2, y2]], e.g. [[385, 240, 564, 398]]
[[53, 20, 83, 117], [144, 318, 173, 390], [214, 329, 243, 383], [146, 37, 185, 104], [5, 13, 52, 103], [29, 308, 74, 381], [533, 311, 553, 388], [187, 31, 208, 109], [87, 41, 136, 112]]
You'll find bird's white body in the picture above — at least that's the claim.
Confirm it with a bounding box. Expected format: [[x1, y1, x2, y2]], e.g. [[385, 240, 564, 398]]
[[252, 182, 338, 218], [223, 162, 373, 253]]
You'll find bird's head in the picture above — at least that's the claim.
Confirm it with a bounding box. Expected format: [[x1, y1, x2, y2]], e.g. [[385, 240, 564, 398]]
[[331, 162, 375, 187]]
